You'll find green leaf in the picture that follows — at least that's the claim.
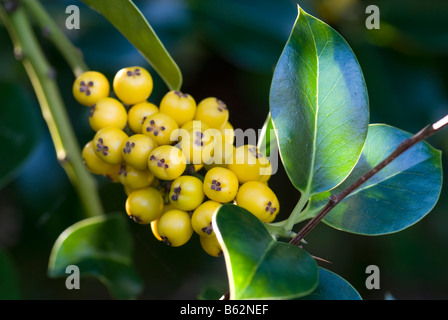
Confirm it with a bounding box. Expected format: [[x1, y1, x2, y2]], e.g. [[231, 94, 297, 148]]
[[257, 113, 276, 158], [0, 249, 21, 299], [298, 268, 361, 300], [309, 124, 443, 235], [270, 6, 369, 196], [0, 82, 41, 189], [80, 0, 182, 90], [48, 213, 143, 299], [213, 204, 318, 300]]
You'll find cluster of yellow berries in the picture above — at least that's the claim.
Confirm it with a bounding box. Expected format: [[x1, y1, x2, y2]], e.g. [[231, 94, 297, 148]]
[[73, 66, 280, 257]]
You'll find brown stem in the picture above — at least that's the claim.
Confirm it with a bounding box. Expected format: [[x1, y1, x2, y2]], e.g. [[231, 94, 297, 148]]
[[289, 114, 448, 246]]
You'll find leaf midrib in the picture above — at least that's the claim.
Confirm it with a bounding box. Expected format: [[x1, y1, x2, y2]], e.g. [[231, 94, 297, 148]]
[[237, 240, 276, 299]]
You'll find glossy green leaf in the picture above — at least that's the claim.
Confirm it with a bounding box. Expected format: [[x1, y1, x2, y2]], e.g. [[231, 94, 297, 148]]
[[309, 124, 443, 235], [213, 204, 318, 300], [0, 249, 21, 299], [298, 268, 361, 300], [0, 82, 41, 189], [48, 213, 143, 299], [257, 113, 275, 158], [270, 6, 369, 196], [81, 0, 182, 90]]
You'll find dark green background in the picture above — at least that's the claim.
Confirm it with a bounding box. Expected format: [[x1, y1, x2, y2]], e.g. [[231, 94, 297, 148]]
[[0, 0, 447, 299]]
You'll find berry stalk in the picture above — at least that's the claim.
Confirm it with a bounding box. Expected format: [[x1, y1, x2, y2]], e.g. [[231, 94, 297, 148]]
[[0, 2, 104, 218], [289, 114, 448, 246]]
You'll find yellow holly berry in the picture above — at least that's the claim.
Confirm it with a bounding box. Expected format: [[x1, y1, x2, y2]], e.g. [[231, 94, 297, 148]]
[[122, 134, 158, 170], [203, 167, 239, 203], [236, 181, 279, 223], [73, 71, 110, 107], [194, 97, 229, 129], [159, 90, 197, 127], [148, 145, 187, 180], [157, 209, 193, 247], [127, 101, 159, 134], [93, 127, 129, 165], [142, 112, 179, 146], [113, 66, 153, 105], [88, 97, 127, 132], [125, 187, 164, 224], [169, 175, 204, 211]]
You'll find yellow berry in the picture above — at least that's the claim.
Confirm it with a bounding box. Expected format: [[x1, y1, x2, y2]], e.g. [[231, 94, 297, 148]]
[[127, 101, 159, 134], [148, 145, 187, 180], [122, 134, 158, 170], [227, 145, 271, 184], [236, 181, 279, 223], [194, 97, 229, 129], [159, 90, 197, 127], [81, 140, 115, 175], [73, 71, 110, 107], [93, 127, 129, 165], [88, 97, 127, 132], [125, 187, 164, 224], [200, 235, 222, 257], [118, 164, 155, 189], [191, 200, 221, 238], [169, 175, 204, 211], [203, 167, 239, 203], [142, 112, 179, 146], [113, 66, 153, 105], [157, 209, 193, 247]]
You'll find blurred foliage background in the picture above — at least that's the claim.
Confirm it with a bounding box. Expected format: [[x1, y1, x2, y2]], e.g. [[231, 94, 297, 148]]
[[0, 0, 447, 299]]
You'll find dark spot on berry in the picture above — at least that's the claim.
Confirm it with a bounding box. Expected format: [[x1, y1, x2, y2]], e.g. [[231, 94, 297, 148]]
[[89, 104, 96, 117], [129, 215, 142, 223], [216, 99, 227, 112], [79, 80, 94, 96], [171, 186, 182, 201], [119, 164, 127, 177], [249, 146, 263, 159], [96, 138, 109, 156], [123, 141, 135, 154], [161, 236, 172, 246], [265, 201, 277, 215], [146, 119, 164, 136], [127, 68, 141, 77], [201, 222, 213, 235], [211, 179, 222, 191], [150, 155, 169, 169]]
